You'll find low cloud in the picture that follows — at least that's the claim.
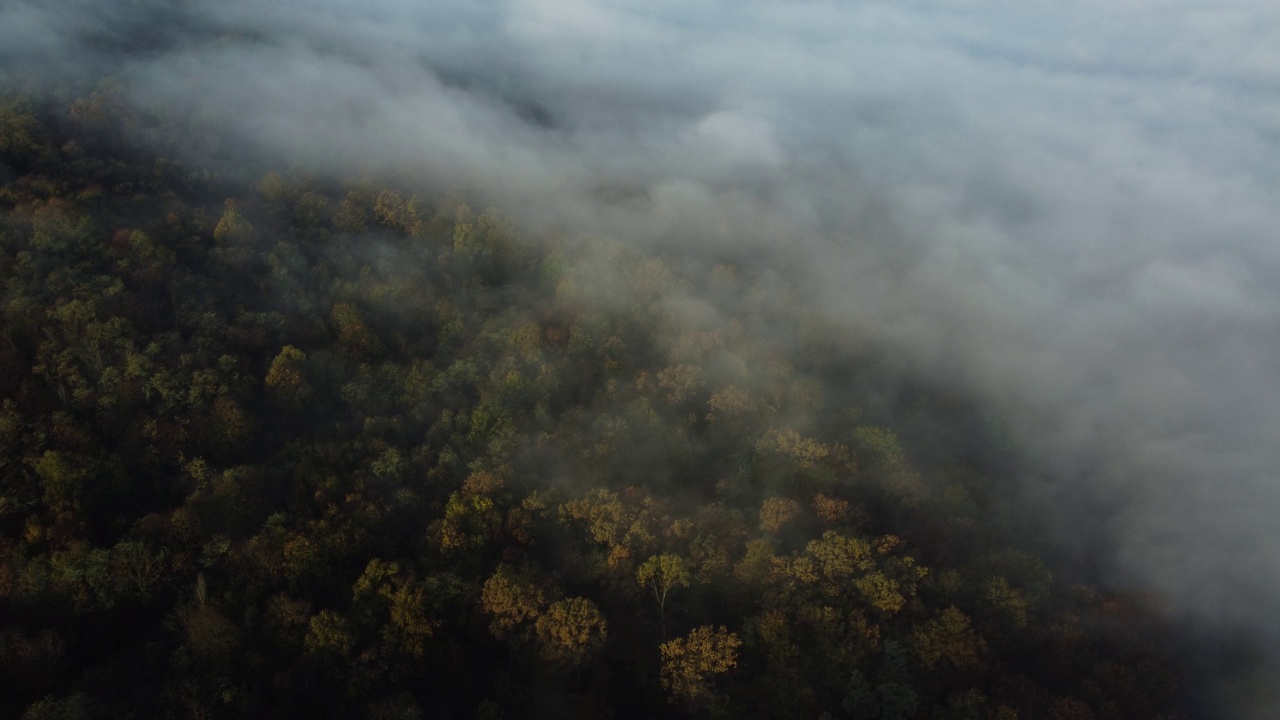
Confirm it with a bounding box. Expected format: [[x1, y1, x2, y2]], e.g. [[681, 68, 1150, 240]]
[[5, 0, 1280, 714]]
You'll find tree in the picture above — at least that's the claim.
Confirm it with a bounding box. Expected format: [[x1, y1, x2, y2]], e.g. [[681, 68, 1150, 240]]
[[758, 496, 800, 535], [812, 493, 852, 526], [437, 491, 501, 556], [659, 625, 741, 711], [655, 364, 704, 405], [637, 553, 691, 638], [305, 610, 354, 657], [535, 597, 607, 681], [985, 576, 1030, 629], [481, 565, 546, 641], [171, 575, 241, 670], [385, 579, 436, 659], [350, 560, 452, 659], [213, 200, 254, 245], [110, 539, 168, 599], [875, 640, 920, 720], [782, 531, 927, 615], [21, 693, 91, 720], [265, 345, 310, 406], [559, 487, 667, 571], [212, 200, 257, 268], [911, 606, 986, 672]]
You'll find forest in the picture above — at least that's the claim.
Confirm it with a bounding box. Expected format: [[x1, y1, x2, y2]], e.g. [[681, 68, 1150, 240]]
[[0, 88, 1189, 719]]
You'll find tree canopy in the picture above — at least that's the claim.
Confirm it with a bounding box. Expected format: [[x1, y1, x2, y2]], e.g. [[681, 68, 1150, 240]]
[[0, 90, 1189, 719]]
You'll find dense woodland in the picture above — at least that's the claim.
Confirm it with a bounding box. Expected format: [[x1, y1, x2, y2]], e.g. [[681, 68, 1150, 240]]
[[0, 90, 1187, 719]]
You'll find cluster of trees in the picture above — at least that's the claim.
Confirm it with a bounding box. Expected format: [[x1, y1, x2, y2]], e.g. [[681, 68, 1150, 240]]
[[0, 91, 1187, 719]]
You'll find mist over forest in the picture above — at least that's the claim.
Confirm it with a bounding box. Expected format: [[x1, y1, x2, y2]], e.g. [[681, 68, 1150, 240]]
[[2, 1, 1278, 718]]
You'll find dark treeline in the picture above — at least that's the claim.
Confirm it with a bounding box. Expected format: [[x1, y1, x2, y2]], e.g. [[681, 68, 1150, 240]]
[[0, 90, 1185, 719]]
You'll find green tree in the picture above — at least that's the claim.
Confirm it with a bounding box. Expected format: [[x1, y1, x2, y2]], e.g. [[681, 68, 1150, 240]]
[[213, 200, 254, 245], [265, 345, 310, 406], [911, 606, 986, 672], [305, 610, 354, 657]]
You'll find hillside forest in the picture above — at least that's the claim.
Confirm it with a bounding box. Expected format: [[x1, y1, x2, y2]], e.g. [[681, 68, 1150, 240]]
[[0, 89, 1187, 719]]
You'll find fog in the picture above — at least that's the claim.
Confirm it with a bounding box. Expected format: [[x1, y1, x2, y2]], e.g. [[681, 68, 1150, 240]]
[[5, 0, 1280, 714]]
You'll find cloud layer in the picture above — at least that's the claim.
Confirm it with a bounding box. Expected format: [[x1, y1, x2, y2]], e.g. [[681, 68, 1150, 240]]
[[5, 0, 1280, 714]]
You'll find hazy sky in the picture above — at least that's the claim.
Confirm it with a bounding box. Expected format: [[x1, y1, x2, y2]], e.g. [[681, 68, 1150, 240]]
[[5, 0, 1280, 714]]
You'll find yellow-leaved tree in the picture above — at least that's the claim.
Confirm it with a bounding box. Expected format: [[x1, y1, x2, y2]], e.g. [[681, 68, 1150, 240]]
[[659, 625, 741, 711], [637, 553, 691, 638], [535, 597, 607, 682]]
